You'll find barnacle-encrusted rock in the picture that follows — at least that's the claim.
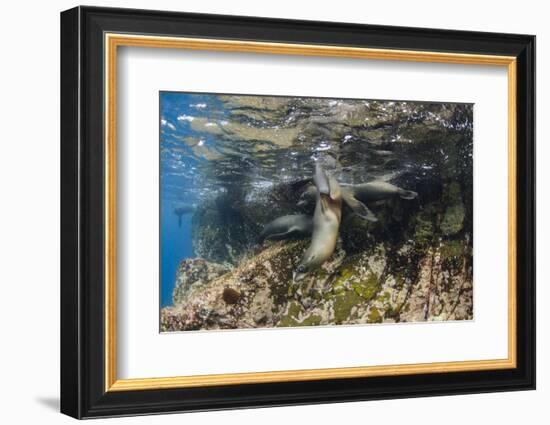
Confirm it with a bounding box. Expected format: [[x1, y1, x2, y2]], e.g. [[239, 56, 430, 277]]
[[172, 258, 232, 305], [161, 236, 472, 332]]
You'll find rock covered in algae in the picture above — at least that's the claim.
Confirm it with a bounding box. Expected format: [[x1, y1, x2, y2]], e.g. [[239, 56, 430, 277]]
[[171, 258, 232, 305], [191, 196, 261, 265], [161, 235, 473, 332]]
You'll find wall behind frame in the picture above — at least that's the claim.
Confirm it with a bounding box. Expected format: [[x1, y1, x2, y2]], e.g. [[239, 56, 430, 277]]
[[0, 0, 543, 424]]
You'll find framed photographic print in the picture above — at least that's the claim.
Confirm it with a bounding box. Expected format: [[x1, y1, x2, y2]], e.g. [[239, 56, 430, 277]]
[[60, 6, 535, 419]]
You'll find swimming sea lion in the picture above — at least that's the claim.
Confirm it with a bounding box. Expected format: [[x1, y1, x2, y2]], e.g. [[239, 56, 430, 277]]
[[348, 181, 418, 202], [293, 163, 342, 281], [174, 206, 195, 228], [342, 181, 417, 221], [259, 214, 313, 242], [297, 184, 377, 222], [298, 180, 417, 222]]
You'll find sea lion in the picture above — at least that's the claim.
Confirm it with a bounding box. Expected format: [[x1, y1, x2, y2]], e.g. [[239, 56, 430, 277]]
[[298, 180, 417, 222], [297, 184, 377, 221], [259, 214, 313, 242], [340, 188, 378, 222], [296, 185, 317, 208], [174, 206, 195, 228], [294, 163, 342, 281], [348, 181, 418, 202]]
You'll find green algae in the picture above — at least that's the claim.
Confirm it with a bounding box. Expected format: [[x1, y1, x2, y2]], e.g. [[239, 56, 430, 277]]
[[368, 307, 383, 323], [414, 204, 437, 245], [440, 203, 465, 236], [440, 182, 465, 236], [332, 266, 355, 291], [440, 240, 464, 260], [333, 290, 363, 323], [300, 314, 323, 326], [440, 239, 466, 271], [351, 272, 380, 300], [278, 301, 302, 327]]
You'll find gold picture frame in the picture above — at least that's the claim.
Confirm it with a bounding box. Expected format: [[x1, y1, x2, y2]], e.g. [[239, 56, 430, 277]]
[[104, 33, 517, 391], [61, 6, 535, 419]]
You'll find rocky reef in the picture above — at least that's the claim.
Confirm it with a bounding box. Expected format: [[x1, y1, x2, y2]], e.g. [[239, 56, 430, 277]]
[[161, 189, 473, 331], [160, 95, 474, 331], [161, 241, 472, 331], [190, 180, 312, 264]]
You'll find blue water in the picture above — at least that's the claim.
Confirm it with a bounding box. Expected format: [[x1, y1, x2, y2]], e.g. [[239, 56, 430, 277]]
[[160, 205, 193, 307], [159, 92, 217, 307]]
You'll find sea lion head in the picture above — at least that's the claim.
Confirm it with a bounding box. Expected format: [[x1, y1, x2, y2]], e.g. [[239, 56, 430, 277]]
[[296, 185, 316, 208], [292, 263, 309, 282], [293, 251, 319, 282]]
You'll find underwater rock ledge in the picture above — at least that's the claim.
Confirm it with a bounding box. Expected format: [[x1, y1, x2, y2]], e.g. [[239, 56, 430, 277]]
[[160, 236, 473, 332]]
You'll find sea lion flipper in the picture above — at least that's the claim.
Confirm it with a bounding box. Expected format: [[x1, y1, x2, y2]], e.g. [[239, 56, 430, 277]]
[[313, 163, 330, 196], [314, 162, 341, 201], [319, 195, 329, 215], [398, 189, 418, 200], [264, 229, 298, 241], [343, 192, 378, 222], [327, 175, 341, 201], [314, 163, 331, 216]]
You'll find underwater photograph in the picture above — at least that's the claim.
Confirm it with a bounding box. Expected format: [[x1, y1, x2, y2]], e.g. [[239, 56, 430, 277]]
[[159, 92, 474, 332]]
